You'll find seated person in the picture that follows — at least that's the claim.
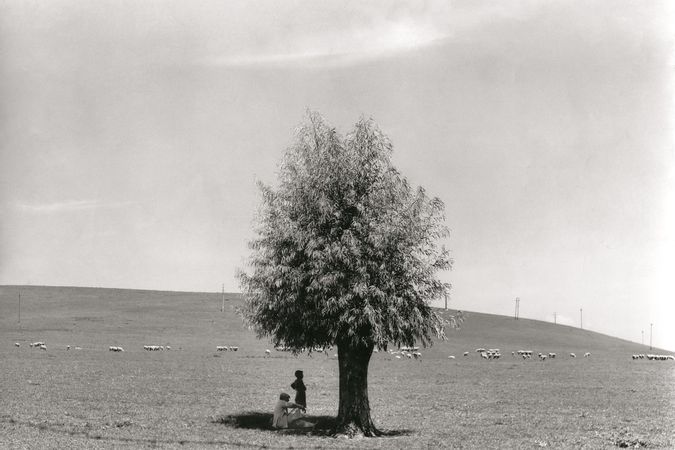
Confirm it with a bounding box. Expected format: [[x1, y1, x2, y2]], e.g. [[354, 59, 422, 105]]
[[272, 392, 314, 429]]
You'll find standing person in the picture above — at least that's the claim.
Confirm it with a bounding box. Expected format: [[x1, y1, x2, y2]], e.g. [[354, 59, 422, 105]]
[[290, 370, 306, 408]]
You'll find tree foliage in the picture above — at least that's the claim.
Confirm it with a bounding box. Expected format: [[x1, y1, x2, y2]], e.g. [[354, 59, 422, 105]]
[[239, 112, 458, 353]]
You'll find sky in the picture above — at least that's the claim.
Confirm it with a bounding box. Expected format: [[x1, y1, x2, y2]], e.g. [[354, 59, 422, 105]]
[[1, 0, 674, 350]]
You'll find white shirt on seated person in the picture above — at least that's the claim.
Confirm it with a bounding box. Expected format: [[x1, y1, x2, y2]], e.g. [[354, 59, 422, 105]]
[[273, 393, 305, 429]]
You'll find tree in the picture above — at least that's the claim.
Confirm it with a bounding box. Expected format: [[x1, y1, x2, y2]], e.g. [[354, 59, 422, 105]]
[[238, 112, 461, 437]]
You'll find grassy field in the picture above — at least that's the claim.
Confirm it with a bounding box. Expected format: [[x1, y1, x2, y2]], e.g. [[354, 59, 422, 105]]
[[1, 285, 674, 449]]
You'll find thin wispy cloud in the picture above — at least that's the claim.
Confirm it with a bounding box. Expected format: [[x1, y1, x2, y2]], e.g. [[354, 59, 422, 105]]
[[193, 1, 537, 69], [201, 21, 449, 68], [15, 200, 136, 214]]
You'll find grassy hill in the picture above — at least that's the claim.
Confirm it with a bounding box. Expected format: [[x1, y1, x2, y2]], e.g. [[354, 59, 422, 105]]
[[1, 285, 673, 449], [0, 285, 667, 356]]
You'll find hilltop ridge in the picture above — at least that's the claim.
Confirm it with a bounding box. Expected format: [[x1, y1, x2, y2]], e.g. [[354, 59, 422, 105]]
[[0, 285, 670, 354]]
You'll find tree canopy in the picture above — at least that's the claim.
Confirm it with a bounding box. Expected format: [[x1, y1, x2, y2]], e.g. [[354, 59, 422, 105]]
[[239, 112, 457, 352]]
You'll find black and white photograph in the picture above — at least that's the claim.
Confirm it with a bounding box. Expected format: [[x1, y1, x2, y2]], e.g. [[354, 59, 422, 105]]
[[1, 1, 674, 448]]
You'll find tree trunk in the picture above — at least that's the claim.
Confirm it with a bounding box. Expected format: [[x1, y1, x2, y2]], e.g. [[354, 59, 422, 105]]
[[334, 341, 380, 437]]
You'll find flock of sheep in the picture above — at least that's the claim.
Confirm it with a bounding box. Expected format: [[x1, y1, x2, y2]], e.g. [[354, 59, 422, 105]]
[[12, 341, 674, 362], [14, 342, 170, 353], [632, 353, 675, 361], [448, 348, 593, 361], [144, 345, 171, 351]]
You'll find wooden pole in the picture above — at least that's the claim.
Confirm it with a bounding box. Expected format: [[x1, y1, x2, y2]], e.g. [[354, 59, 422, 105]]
[[650, 323, 653, 350]]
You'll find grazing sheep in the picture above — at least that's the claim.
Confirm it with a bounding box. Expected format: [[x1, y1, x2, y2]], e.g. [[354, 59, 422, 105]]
[[548, 353, 556, 359], [39, 344, 47, 351], [66, 345, 71, 350], [109, 346, 124, 352], [216, 346, 227, 351], [448, 355, 455, 359], [265, 349, 271, 356], [584, 352, 591, 358], [463, 351, 469, 357], [15, 343, 20, 347], [570, 353, 576, 358], [487, 349, 501, 359]]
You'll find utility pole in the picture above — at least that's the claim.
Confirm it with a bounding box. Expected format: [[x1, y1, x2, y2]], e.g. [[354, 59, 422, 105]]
[[553, 312, 557, 325], [515, 297, 520, 320], [580, 308, 583, 330], [18, 292, 21, 323], [641, 330, 644, 346], [650, 323, 653, 351], [221, 284, 225, 313], [444, 292, 448, 310]]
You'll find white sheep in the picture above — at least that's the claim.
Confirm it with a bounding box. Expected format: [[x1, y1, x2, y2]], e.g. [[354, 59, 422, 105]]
[[584, 352, 591, 358], [448, 355, 455, 359], [569, 353, 576, 358], [14, 343, 20, 347]]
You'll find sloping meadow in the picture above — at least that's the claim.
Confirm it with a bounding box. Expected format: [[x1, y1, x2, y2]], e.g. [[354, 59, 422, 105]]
[[1, 286, 674, 448]]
